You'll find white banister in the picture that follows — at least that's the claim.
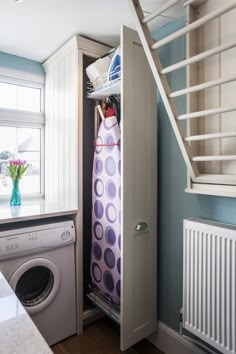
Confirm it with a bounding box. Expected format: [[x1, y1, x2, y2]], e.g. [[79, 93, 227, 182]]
[[192, 155, 236, 162], [161, 41, 236, 74], [185, 131, 236, 142], [170, 74, 236, 97], [177, 104, 236, 120], [152, 1, 236, 49], [142, 0, 184, 24]]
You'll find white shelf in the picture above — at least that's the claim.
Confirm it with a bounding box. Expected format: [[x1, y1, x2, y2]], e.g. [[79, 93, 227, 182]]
[[87, 80, 121, 100]]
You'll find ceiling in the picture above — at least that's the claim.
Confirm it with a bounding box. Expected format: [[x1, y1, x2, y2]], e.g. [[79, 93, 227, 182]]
[[0, 0, 185, 63]]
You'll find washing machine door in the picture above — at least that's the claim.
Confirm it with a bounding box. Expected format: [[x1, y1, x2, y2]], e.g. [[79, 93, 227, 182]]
[[9, 258, 60, 315]]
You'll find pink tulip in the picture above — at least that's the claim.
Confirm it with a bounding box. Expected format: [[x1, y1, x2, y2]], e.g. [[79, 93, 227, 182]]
[[8, 159, 27, 167], [7, 159, 28, 180]]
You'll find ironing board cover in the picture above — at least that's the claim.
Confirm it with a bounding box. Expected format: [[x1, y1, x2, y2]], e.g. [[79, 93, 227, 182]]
[[90, 116, 121, 305]]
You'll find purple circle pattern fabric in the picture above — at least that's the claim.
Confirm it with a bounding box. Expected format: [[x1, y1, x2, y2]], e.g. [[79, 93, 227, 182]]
[[90, 116, 121, 305]]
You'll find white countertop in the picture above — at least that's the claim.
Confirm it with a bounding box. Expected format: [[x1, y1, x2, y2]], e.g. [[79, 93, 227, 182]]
[[0, 271, 52, 354], [0, 199, 78, 225]]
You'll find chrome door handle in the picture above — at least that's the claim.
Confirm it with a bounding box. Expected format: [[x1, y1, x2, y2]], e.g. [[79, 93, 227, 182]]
[[135, 222, 148, 232]]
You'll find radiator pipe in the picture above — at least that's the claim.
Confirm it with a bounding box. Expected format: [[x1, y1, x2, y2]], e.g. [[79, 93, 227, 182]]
[[179, 308, 217, 354]]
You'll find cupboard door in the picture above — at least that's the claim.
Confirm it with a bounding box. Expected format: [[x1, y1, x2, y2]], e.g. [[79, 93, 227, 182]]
[[121, 25, 157, 350]]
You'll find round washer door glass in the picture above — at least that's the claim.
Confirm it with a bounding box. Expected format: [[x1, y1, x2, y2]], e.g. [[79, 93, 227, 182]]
[[10, 258, 60, 315], [16, 266, 54, 306]]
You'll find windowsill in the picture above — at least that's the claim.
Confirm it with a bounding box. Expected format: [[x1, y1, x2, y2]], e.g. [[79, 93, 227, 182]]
[[0, 199, 78, 225]]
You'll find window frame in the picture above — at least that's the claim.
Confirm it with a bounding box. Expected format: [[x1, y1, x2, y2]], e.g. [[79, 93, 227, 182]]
[[0, 74, 45, 201]]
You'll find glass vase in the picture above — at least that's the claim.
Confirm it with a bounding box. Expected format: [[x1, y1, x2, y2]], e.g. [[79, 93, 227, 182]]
[[10, 179, 21, 206]]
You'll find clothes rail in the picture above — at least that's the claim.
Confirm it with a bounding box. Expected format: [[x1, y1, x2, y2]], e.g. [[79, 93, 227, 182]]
[[152, 1, 236, 49], [192, 155, 236, 162], [128, 0, 236, 181], [170, 74, 236, 97], [185, 131, 236, 142], [177, 104, 236, 120], [161, 40, 236, 74], [142, 0, 184, 24], [129, 0, 200, 179]]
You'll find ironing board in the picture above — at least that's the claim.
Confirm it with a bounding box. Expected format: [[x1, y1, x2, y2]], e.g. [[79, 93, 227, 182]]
[[90, 115, 121, 305]]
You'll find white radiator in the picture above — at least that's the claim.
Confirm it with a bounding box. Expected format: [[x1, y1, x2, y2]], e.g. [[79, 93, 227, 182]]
[[183, 218, 236, 354]]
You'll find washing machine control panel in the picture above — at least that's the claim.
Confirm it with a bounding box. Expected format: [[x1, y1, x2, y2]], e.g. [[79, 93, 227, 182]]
[[0, 234, 40, 257], [0, 221, 75, 259], [0, 241, 20, 255], [61, 230, 71, 240]]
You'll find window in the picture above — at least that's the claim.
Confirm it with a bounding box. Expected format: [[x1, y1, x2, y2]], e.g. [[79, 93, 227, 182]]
[[0, 82, 41, 112], [0, 75, 44, 199]]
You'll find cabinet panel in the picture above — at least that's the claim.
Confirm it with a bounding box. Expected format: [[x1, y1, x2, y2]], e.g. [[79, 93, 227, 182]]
[[43, 44, 78, 209], [121, 25, 157, 350]]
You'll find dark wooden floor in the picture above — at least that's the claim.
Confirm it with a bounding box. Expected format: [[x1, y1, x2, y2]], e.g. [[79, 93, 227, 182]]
[[51, 317, 163, 354]]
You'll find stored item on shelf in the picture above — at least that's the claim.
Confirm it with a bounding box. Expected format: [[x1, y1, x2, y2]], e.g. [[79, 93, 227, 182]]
[[108, 47, 121, 81], [86, 56, 111, 90]]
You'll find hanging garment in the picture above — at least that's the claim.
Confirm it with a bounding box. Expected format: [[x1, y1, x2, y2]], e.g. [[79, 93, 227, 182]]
[[90, 115, 121, 305]]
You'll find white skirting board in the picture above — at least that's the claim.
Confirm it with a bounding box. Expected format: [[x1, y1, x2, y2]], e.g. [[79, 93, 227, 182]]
[[148, 322, 206, 354]]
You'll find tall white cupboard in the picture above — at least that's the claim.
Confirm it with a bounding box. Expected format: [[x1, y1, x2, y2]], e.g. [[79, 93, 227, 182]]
[[43, 26, 157, 351]]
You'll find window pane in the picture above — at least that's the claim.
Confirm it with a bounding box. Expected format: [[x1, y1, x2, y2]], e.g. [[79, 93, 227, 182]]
[[0, 83, 17, 110], [18, 128, 40, 152], [0, 82, 41, 112], [17, 86, 41, 113], [0, 126, 41, 196]]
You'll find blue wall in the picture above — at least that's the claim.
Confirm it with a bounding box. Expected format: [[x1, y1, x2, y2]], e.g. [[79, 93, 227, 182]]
[[0, 51, 44, 76], [156, 21, 236, 331]]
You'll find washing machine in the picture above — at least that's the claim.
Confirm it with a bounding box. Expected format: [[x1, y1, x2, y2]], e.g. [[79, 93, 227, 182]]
[[0, 219, 77, 345]]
